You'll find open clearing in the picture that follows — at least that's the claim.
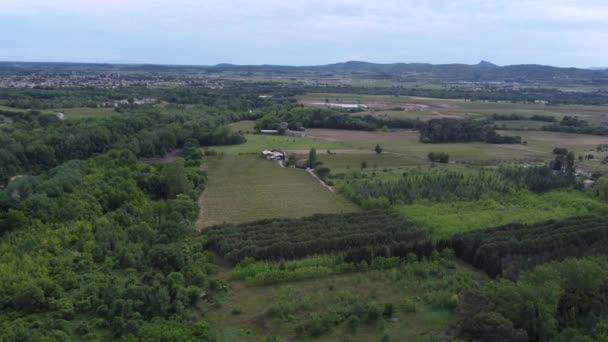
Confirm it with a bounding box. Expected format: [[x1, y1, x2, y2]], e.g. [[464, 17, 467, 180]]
[[204, 260, 482, 342], [59, 107, 116, 120], [209, 134, 351, 155], [298, 93, 608, 125], [306, 128, 545, 163], [197, 155, 357, 228], [398, 190, 608, 238]]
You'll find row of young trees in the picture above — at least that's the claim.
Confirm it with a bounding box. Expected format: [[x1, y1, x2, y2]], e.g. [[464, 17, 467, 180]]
[[419, 118, 522, 144], [449, 215, 608, 278], [341, 168, 517, 207], [491, 113, 557, 122], [254, 105, 422, 132], [204, 210, 427, 264]]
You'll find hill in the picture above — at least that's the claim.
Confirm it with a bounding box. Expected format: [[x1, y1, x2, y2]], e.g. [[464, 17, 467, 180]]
[[1, 60, 608, 82]]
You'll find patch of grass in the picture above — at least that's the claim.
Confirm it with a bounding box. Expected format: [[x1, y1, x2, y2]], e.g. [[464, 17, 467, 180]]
[[205, 258, 484, 341], [300, 93, 608, 125], [228, 120, 255, 132], [306, 128, 546, 163], [317, 153, 424, 173], [0, 105, 34, 113], [208, 134, 350, 155], [494, 120, 547, 130], [397, 190, 608, 238], [197, 155, 357, 228], [60, 107, 117, 120]]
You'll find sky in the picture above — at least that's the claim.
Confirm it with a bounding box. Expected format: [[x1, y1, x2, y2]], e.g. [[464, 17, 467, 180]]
[[0, 0, 607, 67]]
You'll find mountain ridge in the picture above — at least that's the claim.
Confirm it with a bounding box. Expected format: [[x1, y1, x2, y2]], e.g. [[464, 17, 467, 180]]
[[1, 60, 607, 82]]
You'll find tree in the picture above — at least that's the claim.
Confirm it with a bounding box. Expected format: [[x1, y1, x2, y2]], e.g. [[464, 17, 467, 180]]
[[308, 148, 317, 168], [160, 159, 193, 199], [565, 152, 576, 174], [375, 144, 383, 154], [314, 166, 331, 180], [592, 176, 608, 202]]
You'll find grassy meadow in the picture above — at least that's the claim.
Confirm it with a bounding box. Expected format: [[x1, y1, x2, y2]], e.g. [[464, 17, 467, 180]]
[[59, 107, 117, 120], [397, 190, 608, 238], [298, 93, 608, 125], [209, 133, 351, 155], [197, 155, 357, 228], [204, 257, 483, 342]]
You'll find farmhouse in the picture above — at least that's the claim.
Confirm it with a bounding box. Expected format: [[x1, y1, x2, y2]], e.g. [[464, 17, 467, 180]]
[[260, 129, 279, 135], [261, 150, 285, 161]]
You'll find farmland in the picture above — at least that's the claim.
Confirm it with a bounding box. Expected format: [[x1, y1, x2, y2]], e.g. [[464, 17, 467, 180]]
[[204, 256, 484, 342], [397, 190, 608, 238], [197, 155, 357, 228], [59, 107, 116, 120], [298, 93, 608, 125], [209, 133, 351, 155]]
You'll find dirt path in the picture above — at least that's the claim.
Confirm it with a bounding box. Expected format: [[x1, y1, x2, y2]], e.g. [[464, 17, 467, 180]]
[[305, 168, 335, 192]]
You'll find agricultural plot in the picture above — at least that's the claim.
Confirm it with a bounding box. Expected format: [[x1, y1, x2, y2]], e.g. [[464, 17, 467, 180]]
[[204, 257, 484, 342], [494, 120, 547, 130], [451, 215, 608, 277], [206, 210, 424, 263], [502, 130, 608, 154], [197, 155, 357, 228], [208, 133, 350, 155], [397, 190, 608, 238], [299, 93, 608, 125], [59, 107, 117, 120], [316, 153, 424, 173], [306, 128, 546, 163]]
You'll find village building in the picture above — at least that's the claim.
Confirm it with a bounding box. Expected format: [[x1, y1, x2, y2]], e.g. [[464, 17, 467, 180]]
[[261, 150, 285, 161]]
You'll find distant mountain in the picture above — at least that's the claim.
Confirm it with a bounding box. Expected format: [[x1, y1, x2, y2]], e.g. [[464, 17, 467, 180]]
[[476, 60, 499, 68], [589, 67, 608, 71], [1, 60, 607, 82], [206, 60, 608, 82]]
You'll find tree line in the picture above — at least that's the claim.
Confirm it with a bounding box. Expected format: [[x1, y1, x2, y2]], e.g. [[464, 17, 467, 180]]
[[419, 118, 522, 144], [204, 210, 428, 264]]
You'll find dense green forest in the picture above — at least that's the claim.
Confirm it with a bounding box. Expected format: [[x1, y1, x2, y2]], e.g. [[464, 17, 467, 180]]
[[0, 151, 217, 339]]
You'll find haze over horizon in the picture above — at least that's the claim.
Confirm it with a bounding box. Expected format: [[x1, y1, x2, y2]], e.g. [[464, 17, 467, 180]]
[[1, 0, 607, 68]]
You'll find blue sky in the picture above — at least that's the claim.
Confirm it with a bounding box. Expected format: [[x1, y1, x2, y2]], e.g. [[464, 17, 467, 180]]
[[1, 0, 607, 67]]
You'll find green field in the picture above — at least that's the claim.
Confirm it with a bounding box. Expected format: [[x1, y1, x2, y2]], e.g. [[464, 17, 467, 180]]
[[306, 128, 547, 163], [204, 257, 483, 341], [59, 107, 117, 120], [494, 120, 548, 130], [0, 105, 36, 113], [397, 190, 608, 238], [197, 155, 357, 228], [227, 120, 256, 132], [316, 153, 425, 173], [208, 133, 351, 155]]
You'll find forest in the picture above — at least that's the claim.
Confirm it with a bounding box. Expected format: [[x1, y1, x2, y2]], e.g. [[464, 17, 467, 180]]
[[0, 150, 217, 340]]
